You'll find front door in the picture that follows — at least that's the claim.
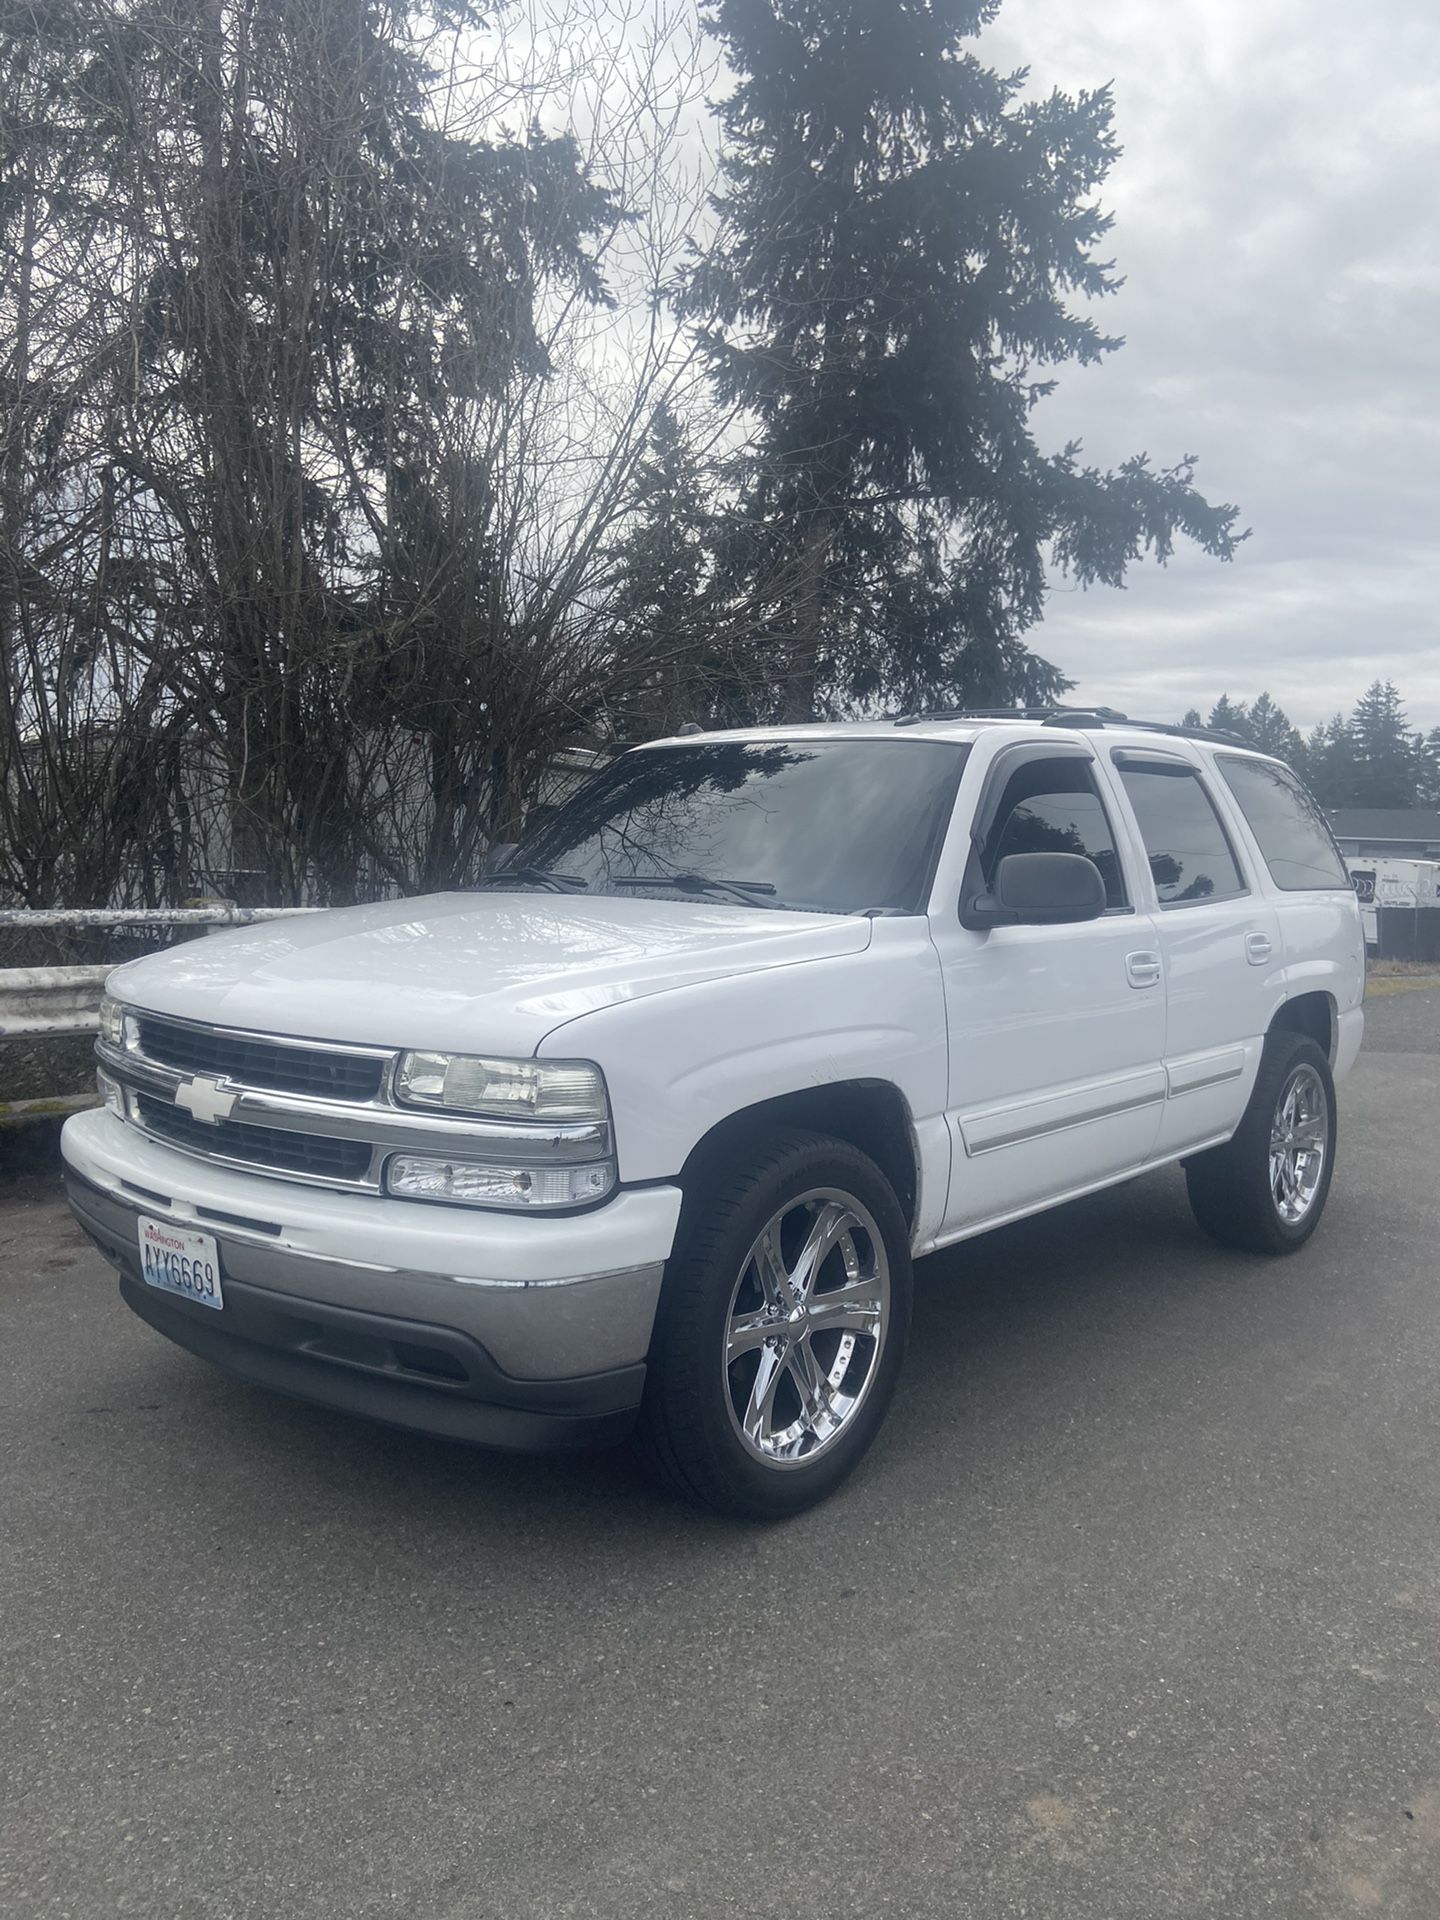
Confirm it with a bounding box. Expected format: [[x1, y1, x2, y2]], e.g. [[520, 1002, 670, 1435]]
[[931, 744, 1167, 1235]]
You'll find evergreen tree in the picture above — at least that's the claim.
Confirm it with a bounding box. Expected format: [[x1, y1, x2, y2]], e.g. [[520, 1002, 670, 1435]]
[[1181, 709, 1204, 730], [1301, 715, 1360, 808], [1349, 681, 1415, 808], [1246, 691, 1303, 762], [1414, 727, 1440, 809], [685, 0, 1245, 719], [606, 405, 721, 734], [1207, 696, 1252, 740]]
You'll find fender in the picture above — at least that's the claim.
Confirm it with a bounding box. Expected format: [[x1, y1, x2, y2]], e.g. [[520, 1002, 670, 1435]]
[[536, 917, 952, 1242]]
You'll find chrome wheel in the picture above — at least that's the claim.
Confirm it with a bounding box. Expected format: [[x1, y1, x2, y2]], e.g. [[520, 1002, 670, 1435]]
[[1269, 1063, 1329, 1224], [722, 1187, 890, 1469]]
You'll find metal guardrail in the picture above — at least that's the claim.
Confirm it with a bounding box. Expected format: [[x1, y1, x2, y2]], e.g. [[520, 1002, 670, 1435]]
[[0, 965, 115, 1039], [0, 906, 315, 931], [0, 906, 318, 1041]]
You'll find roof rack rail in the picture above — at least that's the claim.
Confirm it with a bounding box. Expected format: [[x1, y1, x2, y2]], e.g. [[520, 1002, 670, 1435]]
[[892, 703, 1128, 728], [1102, 717, 1252, 749], [891, 704, 1251, 748]]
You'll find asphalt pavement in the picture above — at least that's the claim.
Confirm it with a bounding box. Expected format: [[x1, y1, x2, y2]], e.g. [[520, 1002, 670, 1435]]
[[3, 992, 1440, 1918]]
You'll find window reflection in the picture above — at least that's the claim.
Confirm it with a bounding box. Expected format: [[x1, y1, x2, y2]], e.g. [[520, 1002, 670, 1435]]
[[1118, 765, 1245, 905], [512, 740, 968, 915], [984, 771, 1127, 912], [1217, 757, 1349, 891]]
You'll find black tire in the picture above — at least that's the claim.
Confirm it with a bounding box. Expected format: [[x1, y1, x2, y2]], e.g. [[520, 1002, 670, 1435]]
[[640, 1128, 913, 1521], [1185, 1031, 1337, 1255]]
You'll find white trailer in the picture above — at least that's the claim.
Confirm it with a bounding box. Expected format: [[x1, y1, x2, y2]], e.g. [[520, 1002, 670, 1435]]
[[1345, 857, 1440, 948]]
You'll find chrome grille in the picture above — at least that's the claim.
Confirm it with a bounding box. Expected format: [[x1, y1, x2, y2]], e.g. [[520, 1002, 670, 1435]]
[[134, 1094, 374, 1184], [99, 1014, 610, 1198], [135, 1014, 385, 1102]]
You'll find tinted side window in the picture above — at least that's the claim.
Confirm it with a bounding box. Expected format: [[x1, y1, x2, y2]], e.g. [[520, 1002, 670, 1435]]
[[984, 759, 1128, 910], [1217, 756, 1350, 890], [1116, 761, 1246, 906]]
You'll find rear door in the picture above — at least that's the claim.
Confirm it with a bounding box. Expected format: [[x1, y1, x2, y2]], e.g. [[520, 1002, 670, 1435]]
[[1211, 751, 1366, 1075], [931, 739, 1168, 1234], [1102, 748, 1282, 1157]]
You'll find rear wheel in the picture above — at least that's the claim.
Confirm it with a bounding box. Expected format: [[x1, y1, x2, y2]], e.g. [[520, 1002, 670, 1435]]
[[641, 1130, 912, 1520], [1185, 1031, 1337, 1255]]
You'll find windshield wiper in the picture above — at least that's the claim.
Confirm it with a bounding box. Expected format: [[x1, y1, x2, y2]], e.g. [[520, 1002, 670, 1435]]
[[474, 866, 589, 895], [612, 873, 781, 908]]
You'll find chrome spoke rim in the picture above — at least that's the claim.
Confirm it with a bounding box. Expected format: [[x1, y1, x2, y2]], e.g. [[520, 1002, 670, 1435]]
[[723, 1187, 890, 1469], [1268, 1063, 1329, 1225]]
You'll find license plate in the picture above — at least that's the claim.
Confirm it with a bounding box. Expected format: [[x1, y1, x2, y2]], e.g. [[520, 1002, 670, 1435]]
[[137, 1216, 224, 1311]]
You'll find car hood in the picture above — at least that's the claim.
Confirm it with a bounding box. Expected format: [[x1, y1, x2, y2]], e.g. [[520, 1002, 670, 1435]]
[[106, 892, 874, 1056]]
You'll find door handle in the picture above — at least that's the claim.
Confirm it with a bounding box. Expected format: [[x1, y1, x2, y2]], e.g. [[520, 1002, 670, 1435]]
[[1126, 950, 1162, 988], [1245, 932, 1273, 966]]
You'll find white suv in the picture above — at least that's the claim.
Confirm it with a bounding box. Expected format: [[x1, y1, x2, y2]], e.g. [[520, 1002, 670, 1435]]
[[62, 710, 1365, 1519]]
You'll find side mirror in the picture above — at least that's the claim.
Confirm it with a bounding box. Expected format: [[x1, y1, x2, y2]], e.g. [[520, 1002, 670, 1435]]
[[963, 851, 1107, 929]]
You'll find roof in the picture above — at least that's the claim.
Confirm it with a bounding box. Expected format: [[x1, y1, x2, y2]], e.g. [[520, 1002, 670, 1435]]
[[640, 720, 980, 747], [637, 711, 1275, 757], [1327, 808, 1440, 842]]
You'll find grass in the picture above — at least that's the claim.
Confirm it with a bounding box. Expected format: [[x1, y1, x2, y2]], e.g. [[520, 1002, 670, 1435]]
[[1365, 961, 1440, 999], [0, 1091, 98, 1128]]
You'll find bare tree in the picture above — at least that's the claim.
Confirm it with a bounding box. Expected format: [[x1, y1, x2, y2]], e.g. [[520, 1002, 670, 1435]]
[[1, 0, 725, 906]]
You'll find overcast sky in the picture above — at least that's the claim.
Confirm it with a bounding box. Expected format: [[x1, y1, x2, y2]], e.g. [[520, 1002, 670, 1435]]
[[979, 0, 1440, 733]]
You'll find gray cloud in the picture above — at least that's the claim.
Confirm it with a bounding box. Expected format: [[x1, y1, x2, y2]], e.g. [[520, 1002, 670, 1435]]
[[986, 0, 1440, 732]]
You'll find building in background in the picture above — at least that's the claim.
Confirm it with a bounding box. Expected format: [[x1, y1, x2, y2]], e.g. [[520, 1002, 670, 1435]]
[[1329, 809, 1440, 860]]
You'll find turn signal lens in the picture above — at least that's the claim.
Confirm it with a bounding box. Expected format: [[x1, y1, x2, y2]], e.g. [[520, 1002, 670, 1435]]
[[384, 1155, 614, 1210], [98, 995, 126, 1047]]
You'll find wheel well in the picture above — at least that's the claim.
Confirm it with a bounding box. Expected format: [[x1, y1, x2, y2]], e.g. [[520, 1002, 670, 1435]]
[[677, 1081, 919, 1227], [1270, 990, 1334, 1062]]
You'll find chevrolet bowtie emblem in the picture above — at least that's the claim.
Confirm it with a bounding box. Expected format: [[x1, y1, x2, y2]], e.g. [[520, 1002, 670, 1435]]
[[174, 1076, 238, 1125]]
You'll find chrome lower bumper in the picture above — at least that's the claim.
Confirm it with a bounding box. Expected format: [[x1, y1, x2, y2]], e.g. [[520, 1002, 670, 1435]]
[[61, 1107, 681, 1378], [65, 1166, 660, 1452]]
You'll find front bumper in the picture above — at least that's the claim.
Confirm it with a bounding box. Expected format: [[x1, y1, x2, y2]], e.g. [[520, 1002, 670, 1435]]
[[62, 1108, 683, 1452]]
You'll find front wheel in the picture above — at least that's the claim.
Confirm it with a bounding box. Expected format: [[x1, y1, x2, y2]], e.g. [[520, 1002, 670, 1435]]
[[1185, 1031, 1337, 1255], [641, 1130, 913, 1520]]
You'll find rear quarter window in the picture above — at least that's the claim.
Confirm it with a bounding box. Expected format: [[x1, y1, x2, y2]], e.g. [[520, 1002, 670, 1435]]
[[1216, 757, 1350, 891]]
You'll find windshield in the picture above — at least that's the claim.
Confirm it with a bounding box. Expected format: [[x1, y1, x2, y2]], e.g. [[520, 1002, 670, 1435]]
[[510, 739, 968, 914]]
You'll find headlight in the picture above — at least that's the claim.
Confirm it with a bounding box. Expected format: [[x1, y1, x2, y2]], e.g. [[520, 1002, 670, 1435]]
[[385, 1155, 614, 1210], [394, 1051, 607, 1122], [98, 994, 127, 1047]]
